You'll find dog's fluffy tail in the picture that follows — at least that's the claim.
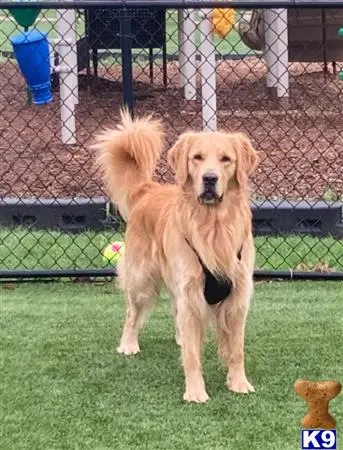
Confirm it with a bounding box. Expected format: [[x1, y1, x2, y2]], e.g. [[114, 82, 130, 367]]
[[93, 109, 163, 221]]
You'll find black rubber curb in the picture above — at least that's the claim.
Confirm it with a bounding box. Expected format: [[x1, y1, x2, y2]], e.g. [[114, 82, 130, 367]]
[[0, 197, 342, 237]]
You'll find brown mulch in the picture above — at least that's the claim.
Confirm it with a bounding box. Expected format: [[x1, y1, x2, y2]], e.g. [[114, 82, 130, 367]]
[[0, 57, 342, 200]]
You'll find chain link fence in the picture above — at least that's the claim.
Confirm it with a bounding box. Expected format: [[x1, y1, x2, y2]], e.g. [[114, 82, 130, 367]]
[[0, 1, 342, 280]]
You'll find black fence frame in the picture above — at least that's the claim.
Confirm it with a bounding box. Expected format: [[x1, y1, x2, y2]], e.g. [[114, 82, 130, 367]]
[[2, 1, 343, 8]]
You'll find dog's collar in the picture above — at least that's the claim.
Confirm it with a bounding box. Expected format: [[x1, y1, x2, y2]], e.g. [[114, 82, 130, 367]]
[[185, 239, 242, 305]]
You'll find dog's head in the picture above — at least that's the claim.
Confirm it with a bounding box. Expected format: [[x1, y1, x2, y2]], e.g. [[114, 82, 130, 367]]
[[168, 131, 259, 205]]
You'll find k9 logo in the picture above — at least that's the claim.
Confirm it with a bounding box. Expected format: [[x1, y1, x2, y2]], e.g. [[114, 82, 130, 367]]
[[301, 429, 336, 450]]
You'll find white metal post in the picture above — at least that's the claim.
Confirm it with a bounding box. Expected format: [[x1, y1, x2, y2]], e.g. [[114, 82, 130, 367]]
[[178, 9, 197, 100], [264, 8, 278, 89], [55, 8, 78, 145], [264, 8, 289, 98], [275, 8, 289, 98], [178, 9, 186, 89], [199, 10, 217, 131]]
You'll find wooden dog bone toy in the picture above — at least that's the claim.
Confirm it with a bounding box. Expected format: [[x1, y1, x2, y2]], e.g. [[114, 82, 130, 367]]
[[294, 379, 342, 429]]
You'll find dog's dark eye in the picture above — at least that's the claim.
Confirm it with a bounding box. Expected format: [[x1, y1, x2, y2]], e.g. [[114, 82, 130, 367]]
[[193, 154, 203, 161], [221, 155, 231, 163]]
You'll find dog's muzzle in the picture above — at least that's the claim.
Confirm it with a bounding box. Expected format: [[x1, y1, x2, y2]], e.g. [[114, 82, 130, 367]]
[[199, 172, 222, 205]]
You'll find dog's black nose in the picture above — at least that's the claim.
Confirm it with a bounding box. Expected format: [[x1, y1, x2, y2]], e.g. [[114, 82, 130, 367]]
[[203, 173, 218, 185]]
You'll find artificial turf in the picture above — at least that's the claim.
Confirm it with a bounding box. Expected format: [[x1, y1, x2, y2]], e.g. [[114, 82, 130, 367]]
[[1, 281, 342, 450]]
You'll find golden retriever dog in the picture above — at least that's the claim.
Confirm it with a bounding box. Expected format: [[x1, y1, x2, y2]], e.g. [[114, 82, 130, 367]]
[[94, 110, 259, 403]]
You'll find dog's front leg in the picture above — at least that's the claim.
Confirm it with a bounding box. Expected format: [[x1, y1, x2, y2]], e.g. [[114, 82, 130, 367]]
[[176, 288, 209, 403]]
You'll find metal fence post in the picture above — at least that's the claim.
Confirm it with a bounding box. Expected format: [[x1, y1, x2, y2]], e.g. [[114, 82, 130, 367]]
[[120, 7, 134, 117]]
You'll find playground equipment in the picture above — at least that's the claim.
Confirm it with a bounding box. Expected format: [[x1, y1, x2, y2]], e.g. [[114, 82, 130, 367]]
[[9, 7, 40, 31], [179, 7, 290, 130], [8, 4, 78, 143], [178, 7, 289, 130], [339, 28, 343, 80], [9, 8, 52, 104], [11, 30, 53, 105], [212, 7, 235, 38], [7, 5, 290, 141], [240, 8, 343, 74], [179, 8, 237, 131]]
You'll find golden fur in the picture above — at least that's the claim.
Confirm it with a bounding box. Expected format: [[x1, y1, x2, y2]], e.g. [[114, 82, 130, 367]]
[[93, 110, 259, 403]]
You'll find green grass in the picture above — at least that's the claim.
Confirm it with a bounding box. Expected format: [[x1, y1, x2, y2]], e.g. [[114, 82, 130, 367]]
[[0, 9, 252, 57], [1, 281, 342, 450], [0, 228, 122, 271], [0, 227, 342, 271]]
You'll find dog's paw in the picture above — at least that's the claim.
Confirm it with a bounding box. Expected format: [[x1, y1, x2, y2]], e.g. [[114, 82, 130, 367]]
[[117, 342, 140, 355], [183, 388, 210, 403], [227, 377, 255, 394]]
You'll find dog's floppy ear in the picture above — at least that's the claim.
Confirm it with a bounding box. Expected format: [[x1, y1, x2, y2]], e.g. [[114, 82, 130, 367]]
[[168, 132, 197, 185], [232, 133, 260, 187]]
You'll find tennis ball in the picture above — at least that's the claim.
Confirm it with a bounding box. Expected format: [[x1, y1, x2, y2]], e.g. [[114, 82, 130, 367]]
[[103, 241, 125, 265]]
